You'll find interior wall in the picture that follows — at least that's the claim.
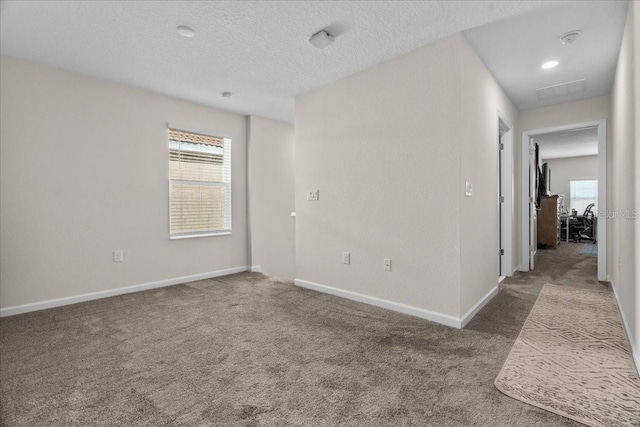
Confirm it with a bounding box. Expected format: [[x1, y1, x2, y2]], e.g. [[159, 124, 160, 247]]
[[247, 116, 296, 279], [294, 33, 515, 324], [541, 155, 598, 212], [458, 36, 518, 316], [295, 34, 462, 320], [610, 0, 639, 366], [515, 95, 611, 271], [0, 56, 248, 310]]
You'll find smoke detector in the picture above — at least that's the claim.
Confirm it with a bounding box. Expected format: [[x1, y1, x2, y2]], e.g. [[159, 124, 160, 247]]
[[309, 30, 335, 49], [560, 31, 581, 45]]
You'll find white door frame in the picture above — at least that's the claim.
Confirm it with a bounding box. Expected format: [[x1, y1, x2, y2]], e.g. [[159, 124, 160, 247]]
[[498, 110, 514, 277], [520, 119, 607, 281]]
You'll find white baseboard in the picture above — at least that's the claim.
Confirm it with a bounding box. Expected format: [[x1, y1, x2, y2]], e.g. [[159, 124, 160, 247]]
[[460, 285, 499, 328], [611, 283, 640, 375], [249, 265, 262, 273], [294, 278, 462, 328], [0, 266, 249, 317]]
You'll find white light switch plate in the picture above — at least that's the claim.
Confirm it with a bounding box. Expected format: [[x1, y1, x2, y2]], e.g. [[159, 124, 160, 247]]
[[465, 181, 473, 197], [307, 190, 319, 201]]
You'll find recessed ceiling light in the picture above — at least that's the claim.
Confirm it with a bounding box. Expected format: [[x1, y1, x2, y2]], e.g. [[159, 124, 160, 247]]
[[541, 60, 559, 70], [221, 92, 233, 99], [177, 25, 195, 38]]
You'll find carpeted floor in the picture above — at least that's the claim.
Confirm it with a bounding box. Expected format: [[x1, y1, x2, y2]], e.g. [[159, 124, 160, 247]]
[[0, 242, 610, 426], [495, 284, 640, 426]]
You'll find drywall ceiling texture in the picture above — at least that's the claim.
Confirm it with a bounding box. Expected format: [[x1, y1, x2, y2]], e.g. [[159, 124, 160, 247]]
[[294, 32, 516, 325], [0, 0, 553, 123], [535, 128, 598, 160], [464, 1, 629, 110], [0, 57, 248, 309], [610, 0, 639, 365], [542, 156, 599, 207], [248, 116, 296, 280]]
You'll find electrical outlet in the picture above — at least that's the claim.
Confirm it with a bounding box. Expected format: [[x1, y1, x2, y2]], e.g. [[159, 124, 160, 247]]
[[465, 181, 473, 197], [343, 252, 350, 264], [113, 250, 123, 263], [384, 258, 392, 272], [307, 189, 319, 201]]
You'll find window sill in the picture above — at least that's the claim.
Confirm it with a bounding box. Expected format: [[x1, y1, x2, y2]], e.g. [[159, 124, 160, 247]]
[[170, 231, 231, 240]]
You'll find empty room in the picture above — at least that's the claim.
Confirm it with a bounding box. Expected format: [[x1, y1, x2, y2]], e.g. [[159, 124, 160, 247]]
[[1, 1, 639, 426]]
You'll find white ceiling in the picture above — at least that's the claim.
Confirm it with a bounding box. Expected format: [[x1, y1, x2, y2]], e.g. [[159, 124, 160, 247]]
[[534, 127, 598, 160], [0, 1, 629, 123], [0, 0, 560, 124], [463, 1, 628, 111]]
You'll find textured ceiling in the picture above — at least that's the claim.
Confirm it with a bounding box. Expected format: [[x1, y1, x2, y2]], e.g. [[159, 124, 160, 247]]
[[535, 128, 598, 160], [464, 1, 628, 111], [0, 0, 557, 123]]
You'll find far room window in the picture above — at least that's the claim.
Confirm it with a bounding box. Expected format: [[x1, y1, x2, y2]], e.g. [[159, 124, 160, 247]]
[[570, 179, 597, 215], [168, 128, 231, 238]]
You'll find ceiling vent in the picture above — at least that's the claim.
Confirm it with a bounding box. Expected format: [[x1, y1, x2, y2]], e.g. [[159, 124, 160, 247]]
[[536, 79, 586, 100]]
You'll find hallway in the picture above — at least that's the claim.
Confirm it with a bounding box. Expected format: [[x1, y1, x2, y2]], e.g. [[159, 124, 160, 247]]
[[468, 242, 607, 339], [506, 242, 604, 291]]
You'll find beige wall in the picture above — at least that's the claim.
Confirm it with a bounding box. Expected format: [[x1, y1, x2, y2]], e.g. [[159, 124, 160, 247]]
[[247, 116, 295, 279], [542, 155, 598, 212], [458, 36, 518, 315], [0, 56, 248, 310], [610, 0, 639, 365], [295, 33, 515, 323], [516, 96, 611, 270]]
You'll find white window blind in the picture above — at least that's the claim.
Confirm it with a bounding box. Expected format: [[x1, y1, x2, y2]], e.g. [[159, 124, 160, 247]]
[[169, 128, 231, 238], [570, 179, 597, 215]]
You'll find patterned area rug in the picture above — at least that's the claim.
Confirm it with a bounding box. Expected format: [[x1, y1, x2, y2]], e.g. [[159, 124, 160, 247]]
[[495, 285, 640, 426], [581, 243, 598, 256]]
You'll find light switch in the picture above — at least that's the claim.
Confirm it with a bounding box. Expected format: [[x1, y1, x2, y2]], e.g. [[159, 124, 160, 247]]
[[465, 181, 473, 197]]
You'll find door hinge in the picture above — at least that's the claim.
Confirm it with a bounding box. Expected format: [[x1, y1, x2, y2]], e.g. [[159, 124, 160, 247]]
[[499, 143, 504, 150], [500, 196, 505, 203], [500, 249, 504, 256]]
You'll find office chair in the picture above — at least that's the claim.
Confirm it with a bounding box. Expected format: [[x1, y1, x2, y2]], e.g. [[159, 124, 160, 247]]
[[572, 203, 596, 244]]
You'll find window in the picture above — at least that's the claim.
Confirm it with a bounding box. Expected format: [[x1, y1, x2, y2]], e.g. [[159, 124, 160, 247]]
[[169, 128, 231, 238], [570, 180, 597, 215]]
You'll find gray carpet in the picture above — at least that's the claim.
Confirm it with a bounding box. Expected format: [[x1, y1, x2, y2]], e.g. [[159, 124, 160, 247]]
[[495, 285, 640, 426], [1, 243, 608, 426]]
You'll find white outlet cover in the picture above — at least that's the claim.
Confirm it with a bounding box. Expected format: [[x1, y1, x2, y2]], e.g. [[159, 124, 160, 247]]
[[465, 181, 473, 197]]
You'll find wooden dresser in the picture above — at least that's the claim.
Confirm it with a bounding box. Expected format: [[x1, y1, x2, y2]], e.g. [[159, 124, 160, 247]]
[[538, 196, 560, 249]]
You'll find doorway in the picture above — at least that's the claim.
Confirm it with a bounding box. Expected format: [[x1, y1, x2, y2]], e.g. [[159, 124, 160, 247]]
[[521, 120, 607, 281]]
